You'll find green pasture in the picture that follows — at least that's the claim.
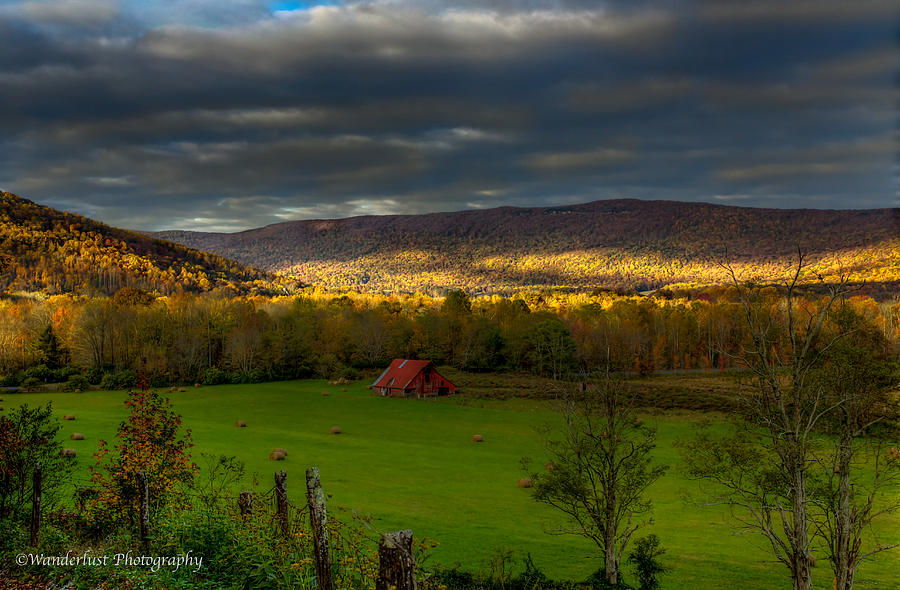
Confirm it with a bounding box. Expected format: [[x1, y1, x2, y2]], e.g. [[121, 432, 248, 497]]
[[4, 380, 899, 588]]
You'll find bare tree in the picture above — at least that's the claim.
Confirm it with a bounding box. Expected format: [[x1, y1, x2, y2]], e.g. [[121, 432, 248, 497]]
[[525, 372, 667, 586], [680, 249, 853, 590], [808, 305, 900, 590]]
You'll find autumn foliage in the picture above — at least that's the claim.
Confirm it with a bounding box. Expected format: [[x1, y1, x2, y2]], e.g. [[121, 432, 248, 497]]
[[0, 191, 280, 295], [86, 390, 196, 530]]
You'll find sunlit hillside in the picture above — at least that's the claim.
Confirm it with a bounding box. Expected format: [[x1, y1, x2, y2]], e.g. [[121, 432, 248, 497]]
[[153, 200, 900, 294]]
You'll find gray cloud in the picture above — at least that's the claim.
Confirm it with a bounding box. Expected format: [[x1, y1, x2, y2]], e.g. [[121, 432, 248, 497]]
[[809, 45, 900, 82], [568, 77, 694, 113], [0, 0, 895, 232], [136, 4, 674, 72], [20, 0, 119, 26], [527, 147, 635, 172], [698, 0, 897, 23]]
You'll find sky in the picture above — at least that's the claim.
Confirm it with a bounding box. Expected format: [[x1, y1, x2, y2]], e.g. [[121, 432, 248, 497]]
[[0, 0, 896, 232]]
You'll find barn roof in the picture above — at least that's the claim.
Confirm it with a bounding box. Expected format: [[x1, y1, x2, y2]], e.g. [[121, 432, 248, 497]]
[[371, 358, 437, 390]]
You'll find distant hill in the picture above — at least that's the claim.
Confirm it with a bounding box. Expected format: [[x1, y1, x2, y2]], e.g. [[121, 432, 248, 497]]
[[0, 191, 279, 295], [151, 199, 899, 294]]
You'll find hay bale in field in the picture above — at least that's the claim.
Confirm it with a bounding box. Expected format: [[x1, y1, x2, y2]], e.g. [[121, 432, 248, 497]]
[[471, 434, 484, 443], [74, 389, 81, 393], [273, 447, 288, 456], [330, 426, 342, 435], [194, 383, 201, 388], [70, 433, 85, 440], [178, 387, 187, 392], [269, 450, 286, 461], [60, 448, 76, 458], [321, 391, 330, 396], [235, 421, 247, 428], [545, 462, 557, 471], [63, 414, 75, 421], [517, 478, 533, 488], [0, 397, 4, 401]]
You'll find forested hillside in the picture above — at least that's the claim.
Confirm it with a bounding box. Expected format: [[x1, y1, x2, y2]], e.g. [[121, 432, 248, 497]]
[[0, 192, 280, 295], [153, 200, 900, 294]]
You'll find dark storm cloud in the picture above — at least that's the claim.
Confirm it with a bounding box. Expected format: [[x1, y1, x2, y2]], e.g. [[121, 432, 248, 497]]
[[0, 0, 895, 231]]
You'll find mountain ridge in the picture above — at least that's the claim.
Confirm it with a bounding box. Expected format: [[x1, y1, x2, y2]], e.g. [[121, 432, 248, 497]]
[[149, 199, 900, 294]]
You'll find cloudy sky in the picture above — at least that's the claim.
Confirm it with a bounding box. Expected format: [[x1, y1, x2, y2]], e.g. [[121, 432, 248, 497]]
[[0, 0, 896, 231]]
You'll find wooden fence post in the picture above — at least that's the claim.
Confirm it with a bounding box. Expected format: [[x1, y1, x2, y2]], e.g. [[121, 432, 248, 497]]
[[30, 462, 41, 546], [275, 470, 289, 538], [306, 467, 333, 590], [238, 490, 253, 518], [138, 470, 150, 551], [376, 529, 417, 590]]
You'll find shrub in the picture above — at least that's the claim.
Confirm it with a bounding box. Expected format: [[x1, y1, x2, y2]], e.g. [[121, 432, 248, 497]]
[[58, 366, 79, 380], [339, 366, 361, 381], [0, 372, 23, 387], [201, 367, 230, 385], [584, 568, 629, 589], [149, 373, 171, 388], [0, 403, 74, 520], [627, 534, 669, 590], [65, 375, 90, 392], [114, 369, 136, 389], [248, 368, 268, 383], [24, 364, 54, 383], [99, 373, 118, 390], [83, 366, 103, 385]]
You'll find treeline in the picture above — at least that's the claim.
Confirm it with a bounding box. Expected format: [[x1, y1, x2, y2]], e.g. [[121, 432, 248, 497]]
[[1, 287, 897, 388]]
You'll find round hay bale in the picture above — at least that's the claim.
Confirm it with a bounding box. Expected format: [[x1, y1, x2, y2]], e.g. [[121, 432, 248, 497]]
[[330, 426, 342, 435], [517, 478, 533, 488], [471, 434, 484, 443], [269, 450, 286, 461], [74, 389, 81, 393], [63, 414, 75, 421], [273, 447, 288, 456], [70, 433, 85, 440], [60, 448, 76, 458], [321, 391, 330, 396], [545, 462, 557, 471], [194, 383, 201, 388], [178, 387, 187, 393], [235, 421, 247, 428]]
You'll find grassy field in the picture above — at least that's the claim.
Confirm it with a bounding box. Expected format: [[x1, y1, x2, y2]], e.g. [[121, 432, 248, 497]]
[[4, 378, 899, 589]]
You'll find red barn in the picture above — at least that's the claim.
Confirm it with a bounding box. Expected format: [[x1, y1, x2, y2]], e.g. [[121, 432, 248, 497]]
[[370, 359, 456, 397]]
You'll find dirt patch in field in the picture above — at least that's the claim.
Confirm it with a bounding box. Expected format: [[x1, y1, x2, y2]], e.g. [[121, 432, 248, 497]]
[[438, 367, 748, 412]]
